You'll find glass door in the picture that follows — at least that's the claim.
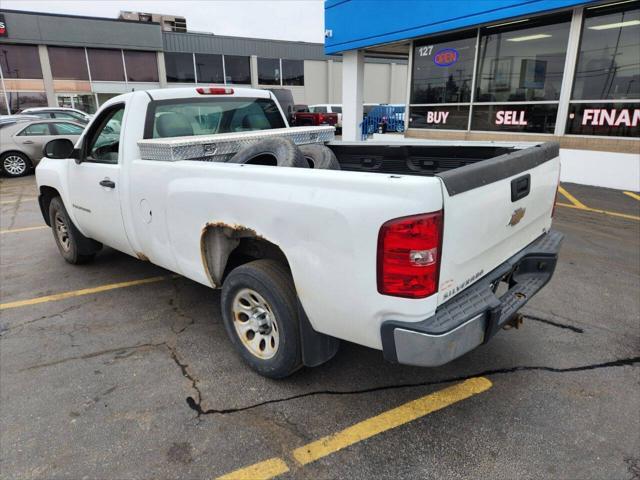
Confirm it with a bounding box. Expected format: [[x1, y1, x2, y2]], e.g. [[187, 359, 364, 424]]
[[57, 94, 74, 109]]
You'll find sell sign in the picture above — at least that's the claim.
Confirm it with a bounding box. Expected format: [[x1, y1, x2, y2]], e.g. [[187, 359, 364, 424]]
[[0, 14, 7, 37]]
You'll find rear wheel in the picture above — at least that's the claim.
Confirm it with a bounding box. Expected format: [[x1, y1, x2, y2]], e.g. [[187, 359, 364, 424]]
[[221, 259, 302, 378], [49, 197, 101, 264], [1, 152, 31, 177]]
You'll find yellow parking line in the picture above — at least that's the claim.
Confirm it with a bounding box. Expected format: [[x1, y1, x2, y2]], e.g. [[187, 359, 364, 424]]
[[216, 458, 290, 480], [556, 202, 640, 221], [0, 225, 48, 234], [215, 377, 492, 479], [623, 191, 640, 201], [0, 276, 172, 310], [557, 186, 588, 209]]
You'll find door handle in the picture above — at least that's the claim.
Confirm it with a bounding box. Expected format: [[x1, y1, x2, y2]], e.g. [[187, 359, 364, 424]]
[[99, 179, 116, 188], [22, 140, 34, 144], [511, 174, 531, 202]]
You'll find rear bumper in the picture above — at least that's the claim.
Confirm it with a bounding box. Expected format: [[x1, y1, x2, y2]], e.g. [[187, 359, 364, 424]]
[[380, 229, 564, 367]]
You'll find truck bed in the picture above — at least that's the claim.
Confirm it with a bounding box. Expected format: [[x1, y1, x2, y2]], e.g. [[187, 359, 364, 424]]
[[328, 141, 521, 176]]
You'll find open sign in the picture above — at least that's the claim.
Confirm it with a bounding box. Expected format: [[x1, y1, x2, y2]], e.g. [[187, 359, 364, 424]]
[[433, 48, 458, 67]]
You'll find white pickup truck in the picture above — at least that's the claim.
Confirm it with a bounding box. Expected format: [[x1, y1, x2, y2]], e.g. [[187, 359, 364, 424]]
[[36, 87, 563, 378]]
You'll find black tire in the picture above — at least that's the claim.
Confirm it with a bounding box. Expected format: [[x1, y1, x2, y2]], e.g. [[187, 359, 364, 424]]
[[49, 197, 102, 264], [1, 151, 32, 177], [298, 144, 341, 170], [228, 137, 308, 168], [221, 259, 302, 378]]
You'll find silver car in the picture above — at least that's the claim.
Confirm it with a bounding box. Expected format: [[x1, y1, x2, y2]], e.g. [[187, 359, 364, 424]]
[[20, 107, 92, 124], [0, 119, 85, 177]]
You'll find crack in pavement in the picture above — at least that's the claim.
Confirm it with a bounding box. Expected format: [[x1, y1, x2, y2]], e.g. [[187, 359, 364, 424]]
[[0, 303, 90, 337], [186, 356, 640, 416], [168, 279, 196, 335], [523, 313, 585, 333], [17, 342, 168, 372], [166, 344, 202, 408]]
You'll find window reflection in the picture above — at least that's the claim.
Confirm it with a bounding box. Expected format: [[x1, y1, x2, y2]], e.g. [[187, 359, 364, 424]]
[[572, 4, 640, 100], [411, 34, 475, 104], [476, 16, 571, 102]]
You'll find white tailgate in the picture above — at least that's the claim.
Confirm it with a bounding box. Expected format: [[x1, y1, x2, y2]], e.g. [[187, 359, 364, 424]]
[[437, 147, 560, 305]]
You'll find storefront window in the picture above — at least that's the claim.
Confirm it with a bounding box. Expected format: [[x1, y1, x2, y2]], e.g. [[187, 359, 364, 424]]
[[566, 103, 640, 137], [165, 52, 195, 83], [224, 55, 251, 84], [476, 15, 571, 102], [56, 94, 97, 114], [471, 104, 558, 133], [411, 34, 475, 103], [409, 106, 470, 130], [48, 46, 89, 80], [258, 58, 280, 85], [123, 50, 159, 82], [7, 91, 47, 114], [282, 59, 304, 86], [87, 48, 125, 82], [97, 93, 120, 106], [195, 53, 224, 84], [572, 3, 640, 100], [0, 44, 42, 79]]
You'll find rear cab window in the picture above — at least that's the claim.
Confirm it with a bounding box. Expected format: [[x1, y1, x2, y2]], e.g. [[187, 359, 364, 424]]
[[144, 97, 286, 139]]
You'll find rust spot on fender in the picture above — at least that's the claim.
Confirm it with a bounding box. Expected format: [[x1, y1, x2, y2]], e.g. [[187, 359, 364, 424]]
[[200, 221, 263, 239], [136, 252, 150, 262], [199, 222, 266, 288]]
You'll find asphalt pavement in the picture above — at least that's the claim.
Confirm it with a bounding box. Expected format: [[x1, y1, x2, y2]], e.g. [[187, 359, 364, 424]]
[[1, 176, 638, 480]]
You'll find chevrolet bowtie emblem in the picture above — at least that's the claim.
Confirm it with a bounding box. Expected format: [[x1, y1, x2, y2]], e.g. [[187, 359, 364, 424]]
[[508, 207, 526, 226]]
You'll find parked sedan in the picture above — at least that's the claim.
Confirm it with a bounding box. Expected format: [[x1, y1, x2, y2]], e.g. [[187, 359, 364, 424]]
[[0, 120, 84, 177]]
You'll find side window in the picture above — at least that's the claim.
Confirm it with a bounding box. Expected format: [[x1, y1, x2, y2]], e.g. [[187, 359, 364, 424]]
[[51, 122, 85, 135], [18, 123, 52, 136], [54, 112, 88, 123], [332, 106, 342, 113], [311, 106, 327, 113], [85, 105, 124, 164]]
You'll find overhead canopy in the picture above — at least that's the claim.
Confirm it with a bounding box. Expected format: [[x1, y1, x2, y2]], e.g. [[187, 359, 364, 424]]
[[324, 0, 595, 54]]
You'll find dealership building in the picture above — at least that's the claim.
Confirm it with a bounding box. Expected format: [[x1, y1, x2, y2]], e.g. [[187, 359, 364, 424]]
[[326, 0, 639, 190], [0, 9, 407, 115]]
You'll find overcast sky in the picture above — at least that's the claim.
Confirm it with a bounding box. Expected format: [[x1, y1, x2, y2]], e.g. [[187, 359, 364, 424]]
[[1, 0, 325, 42]]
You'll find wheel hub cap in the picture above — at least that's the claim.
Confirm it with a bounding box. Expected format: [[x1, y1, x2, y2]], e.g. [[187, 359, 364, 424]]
[[3, 156, 26, 175], [54, 212, 71, 252], [232, 288, 279, 359]]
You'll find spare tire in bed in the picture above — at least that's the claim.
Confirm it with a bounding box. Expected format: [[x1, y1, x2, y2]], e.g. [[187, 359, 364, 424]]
[[298, 144, 341, 170], [228, 137, 308, 168]]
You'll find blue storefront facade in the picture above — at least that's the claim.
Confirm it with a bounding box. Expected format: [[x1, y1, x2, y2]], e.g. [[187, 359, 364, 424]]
[[325, 0, 639, 190]]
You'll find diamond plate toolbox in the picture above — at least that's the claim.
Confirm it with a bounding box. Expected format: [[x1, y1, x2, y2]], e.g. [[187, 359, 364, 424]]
[[137, 126, 335, 162]]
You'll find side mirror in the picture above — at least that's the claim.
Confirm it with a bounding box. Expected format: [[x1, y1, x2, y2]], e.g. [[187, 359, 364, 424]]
[[43, 138, 76, 160]]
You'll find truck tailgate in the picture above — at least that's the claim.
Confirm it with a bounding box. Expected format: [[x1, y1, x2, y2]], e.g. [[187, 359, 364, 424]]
[[436, 142, 560, 306]]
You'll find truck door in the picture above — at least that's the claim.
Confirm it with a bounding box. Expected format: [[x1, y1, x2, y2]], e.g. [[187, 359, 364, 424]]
[[66, 102, 134, 256]]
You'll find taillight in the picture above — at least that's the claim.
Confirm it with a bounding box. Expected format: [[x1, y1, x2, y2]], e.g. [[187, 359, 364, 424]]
[[319, 114, 326, 123], [377, 211, 443, 299], [196, 87, 234, 95]]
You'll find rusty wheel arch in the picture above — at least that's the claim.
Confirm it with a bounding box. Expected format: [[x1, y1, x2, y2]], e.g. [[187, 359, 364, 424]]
[[200, 222, 290, 288]]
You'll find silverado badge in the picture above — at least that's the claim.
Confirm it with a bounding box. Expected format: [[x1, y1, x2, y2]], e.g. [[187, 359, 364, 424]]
[[508, 207, 526, 226]]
